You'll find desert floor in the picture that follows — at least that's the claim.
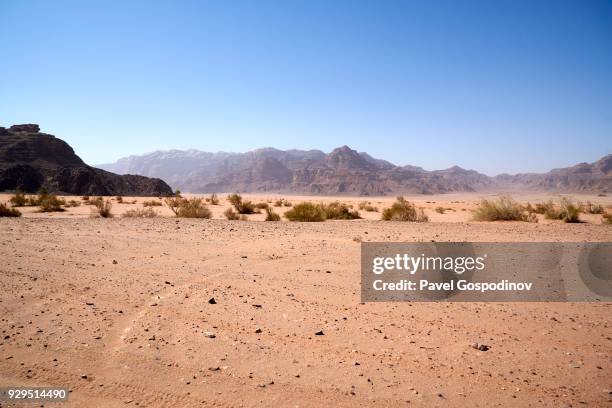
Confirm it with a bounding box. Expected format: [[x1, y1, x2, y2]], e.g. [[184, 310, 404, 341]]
[[0, 193, 611, 407]]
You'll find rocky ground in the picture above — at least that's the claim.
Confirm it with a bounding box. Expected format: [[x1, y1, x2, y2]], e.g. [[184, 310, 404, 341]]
[[0, 193, 611, 407]]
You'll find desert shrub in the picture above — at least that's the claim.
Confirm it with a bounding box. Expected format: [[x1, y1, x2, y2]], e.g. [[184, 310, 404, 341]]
[[92, 198, 113, 218], [82, 195, 90, 201], [534, 201, 556, 217], [543, 198, 580, 223], [358, 201, 378, 212], [143, 200, 163, 207], [122, 207, 158, 218], [224, 207, 240, 220], [580, 201, 604, 214], [602, 212, 612, 224], [89, 196, 104, 207], [9, 190, 27, 207], [0, 203, 21, 217], [284, 202, 325, 222], [382, 197, 428, 222], [256, 202, 269, 210], [38, 191, 66, 212], [283, 201, 292, 207], [227, 193, 256, 214], [274, 199, 284, 207], [435, 207, 446, 214], [65, 199, 81, 207], [164, 196, 183, 216], [471, 196, 528, 222], [176, 198, 211, 218], [209, 193, 219, 205], [265, 207, 281, 221], [116, 196, 123, 203], [358, 201, 368, 210], [320, 202, 361, 220]]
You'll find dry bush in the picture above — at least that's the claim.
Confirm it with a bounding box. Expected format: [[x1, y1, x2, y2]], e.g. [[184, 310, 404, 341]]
[[603, 212, 612, 224], [164, 195, 184, 216], [320, 202, 361, 220], [209, 193, 219, 205], [227, 193, 256, 214], [471, 196, 529, 222], [435, 207, 446, 214], [265, 207, 281, 221], [116, 196, 123, 203], [82, 196, 90, 201], [284, 202, 325, 222], [580, 201, 604, 214], [9, 190, 27, 206], [274, 198, 284, 207], [358, 201, 378, 212], [92, 198, 113, 218], [283, 201, 292, 207], [122, 207, 158, 218], [256, 202, 269, 209], [224, 207, 240, 220], [382, 197, 428, 222], [38, 190, 66, 212], [0, 203, 21, 217], [176, 198, 212, 218], [65, 199, 81, 207], [143, 200, 163, 207], [543, 198, 581, 223]]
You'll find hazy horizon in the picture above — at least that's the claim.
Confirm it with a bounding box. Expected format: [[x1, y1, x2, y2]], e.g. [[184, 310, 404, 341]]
[[1, 0, 611, 175]]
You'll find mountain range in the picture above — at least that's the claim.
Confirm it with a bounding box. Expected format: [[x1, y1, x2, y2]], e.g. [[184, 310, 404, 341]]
[[99, 146, 612, 195], [0, 124, 172, 196]]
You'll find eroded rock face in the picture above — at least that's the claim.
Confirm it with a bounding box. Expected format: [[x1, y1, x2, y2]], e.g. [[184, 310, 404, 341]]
[[0, 124, 173, 196]]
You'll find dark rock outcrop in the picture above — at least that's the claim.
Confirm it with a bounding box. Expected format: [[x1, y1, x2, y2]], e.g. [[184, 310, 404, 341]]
[[0, 125, 173, 196]]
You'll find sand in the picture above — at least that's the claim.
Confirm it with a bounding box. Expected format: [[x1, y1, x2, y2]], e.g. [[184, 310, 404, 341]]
[[0, 193, 611, 407]]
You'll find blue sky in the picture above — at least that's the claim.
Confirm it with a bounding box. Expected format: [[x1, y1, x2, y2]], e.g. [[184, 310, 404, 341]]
[[1, 0, 611, 175]]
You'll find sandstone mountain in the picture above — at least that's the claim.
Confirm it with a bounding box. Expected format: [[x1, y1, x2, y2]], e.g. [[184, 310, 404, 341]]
[[0, 125, 173, 196], [99, 145, 611, 195]]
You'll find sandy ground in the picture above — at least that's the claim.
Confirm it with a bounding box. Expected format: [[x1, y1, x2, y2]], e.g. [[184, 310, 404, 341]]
[[0, 193, 611, 407]]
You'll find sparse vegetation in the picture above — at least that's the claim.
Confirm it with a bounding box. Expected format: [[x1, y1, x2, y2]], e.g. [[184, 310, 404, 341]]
[[224, 208, 240, 220], [603, 212, 612, 224], [0, 203, 21, 217], [435, 206, 446, 214], [9, 190, 27, 206], [320, 202, 361, 220], [82, 195, 90, 201], [580, 201, 604, 214], [92, 198, 113, 218], [209, 193, 219, 205], [381, 196, 428, 222], [358, 201, 378, 212], [65, 199, 81, 207], [256, 202, 269, 210], [116, 196, 123, 203], [37, 190, 66, 212], [143, 200, 163, 207], [284, 202, 325, 222], [471, 196, 529, 222], [122, 207, 158, 218], [176, 198, 212, 218], [164, 195, 184, 216], [227, 193, 256, 214], [265, 207, 281, 221], [542, 198, 581, 223]]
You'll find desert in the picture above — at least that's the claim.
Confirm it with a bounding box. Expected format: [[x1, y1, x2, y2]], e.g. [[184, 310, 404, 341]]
[[1, 192, 611, 407]]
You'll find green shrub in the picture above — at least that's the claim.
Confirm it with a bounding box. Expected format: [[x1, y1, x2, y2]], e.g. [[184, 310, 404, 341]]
[[320, 201, 361, 220], [0, 203, 21, 217], [265, 207, 281, 221], [176, 198, 211, 218], [471, 196, 528, 222], [122, 207, 158, 218], [382, 197, 428, 222], [284, 202, 325, 222]]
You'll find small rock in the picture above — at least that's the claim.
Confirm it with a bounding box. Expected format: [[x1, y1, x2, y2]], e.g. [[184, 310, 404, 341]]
[[255, 328, 262, 334], [204, 331, 216, 338], [208, 298, 217, 305], [315, 330, 324, 336], [470, 342, 489, 351], [112, 260, 118, 265], [80, 374, 88, 379]]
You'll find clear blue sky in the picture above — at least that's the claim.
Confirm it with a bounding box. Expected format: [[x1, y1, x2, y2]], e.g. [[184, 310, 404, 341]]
[[1, 0, 611, 175]]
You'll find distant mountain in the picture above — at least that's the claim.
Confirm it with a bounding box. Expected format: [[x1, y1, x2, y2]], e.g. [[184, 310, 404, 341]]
[[99, 146, 612, 195], [0, 124, 173, 196], [495, 155, 612, 193]]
